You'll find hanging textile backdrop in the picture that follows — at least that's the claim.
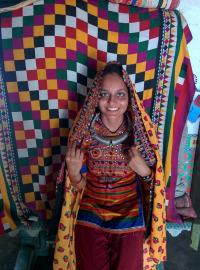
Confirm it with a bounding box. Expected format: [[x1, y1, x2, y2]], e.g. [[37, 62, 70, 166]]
[[0, 0, 195, 234], [0, 0, 180, 11]]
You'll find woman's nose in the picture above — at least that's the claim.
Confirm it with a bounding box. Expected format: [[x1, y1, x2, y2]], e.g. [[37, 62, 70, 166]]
[[108, 94, 116, 103]]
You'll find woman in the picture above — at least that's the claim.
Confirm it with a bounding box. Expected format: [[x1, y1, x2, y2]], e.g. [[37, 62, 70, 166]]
[[53, 62, 166, 270]]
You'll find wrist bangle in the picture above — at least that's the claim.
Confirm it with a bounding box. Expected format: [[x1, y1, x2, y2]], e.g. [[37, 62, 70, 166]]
[[71, 174, 84, 186], [141, 171, 154, 182]]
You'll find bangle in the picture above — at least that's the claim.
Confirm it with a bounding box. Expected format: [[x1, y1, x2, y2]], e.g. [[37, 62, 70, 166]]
[[141, 171, 154, 182], [71, 174, 84, 186]]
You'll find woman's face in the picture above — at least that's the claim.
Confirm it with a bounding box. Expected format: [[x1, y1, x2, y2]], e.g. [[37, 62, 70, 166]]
[[98, 73, 129, 123]]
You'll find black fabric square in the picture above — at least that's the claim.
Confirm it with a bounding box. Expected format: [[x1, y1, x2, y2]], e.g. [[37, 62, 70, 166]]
[[34, 37, 44, 47], [49, 109, 59, 119], [126, 64, 136, 74], [5, 71, 17, 82], [60, 136, 67, 145], [15, 60, 26, 70], [88, 14, 97, 25], [55, 15, 66, 25], [59, 118, 69, 128], [24, 48, 35, 59], [66, 5, 76, 16], [30, 91, 39, 100], [52, 146, 61, 155], [98, 29, 108, 40], [77, 73, 87, 85], [44, 25, 55, 36], [18, 81, 28, 91], [76, 0, 87, 11], [135, 72, 145, 82], [108, 42, 117, 53], [40, 100, 49, 110], [117, 55, 127, 65], [144, 79, 154, 90]]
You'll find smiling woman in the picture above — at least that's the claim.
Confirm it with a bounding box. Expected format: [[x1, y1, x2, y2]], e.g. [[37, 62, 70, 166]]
[[53, 62, 166, 270]]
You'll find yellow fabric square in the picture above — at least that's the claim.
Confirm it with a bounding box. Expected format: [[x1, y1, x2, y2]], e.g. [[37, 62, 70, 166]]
[[97, 60, 106, 71], [36, 201, 45, 211], [68, 101, 77, 111], [58, 90, 68, 99], [143, 89, 153, 100], [15, 131, 25, 140], [76, 29, 88, 44], [145, 69, 155, 81], [60, 128, 69, 137], [23, 37, 34, 48], [44, 15, 55, 25], [45, 58, 56, 69], [31, 100, 40, 110], [117, 44, 128, 54], [88, 46, 97, 59], [108, 31, 118, 43], [98, 18, 108, 30], [51, 136, 60, 145], [19, 92, 30, 102], [50, 119, 59, 129], [56, 48, 67, 59], [37, 69, 46, 80], [67, 0, 76, 7], [22, 175, 32, 184], [30, 165, 39, 174], [127, 54, 137, 64], [55, 4, 66, 15], [66, 38, 76, 50], [34, 26, 44, 36], [4, 61, 15, 71], [25, 192, 35, 203], [88, 3, 98, 16], [13, 49, 25, 60], [40, 110, 50, 120], [136, 62, 146, 73], [43, 148, 51, 157], [47, 80, 58, 89], [38, 157, 44, 166], [6, 82, 18, 92]]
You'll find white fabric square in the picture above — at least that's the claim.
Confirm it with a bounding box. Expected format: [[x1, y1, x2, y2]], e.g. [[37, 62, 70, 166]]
[[129, 22, 140, 33], [23, 120, 34, 130], [76, 8, 88, 22], [66, 16, 77, 28], [67, 70, 77, 82], [55, 25, 66, 37], [147, 37, 159, 50], [28, 80, 39, 91], [48, 99, 58, 109], [139, 30, 150, 42], [1, 28, 12, 39], [44, 36, 55, 47], [16, 71, 28, 81]]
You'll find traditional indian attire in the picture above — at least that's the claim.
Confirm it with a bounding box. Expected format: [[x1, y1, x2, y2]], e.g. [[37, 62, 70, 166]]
[[53, 64, 166, 270]]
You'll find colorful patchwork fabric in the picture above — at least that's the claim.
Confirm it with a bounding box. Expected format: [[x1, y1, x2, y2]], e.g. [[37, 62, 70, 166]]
[[0, 0, 194, 233], [109, 0, 180, 9]]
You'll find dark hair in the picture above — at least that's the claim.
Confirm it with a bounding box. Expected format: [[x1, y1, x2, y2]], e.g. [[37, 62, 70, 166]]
[[102, 62, 123, 78]]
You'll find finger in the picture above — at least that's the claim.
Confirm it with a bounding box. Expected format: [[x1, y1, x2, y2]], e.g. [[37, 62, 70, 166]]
[[76, 147, 81, 158], [70, 143, 77, 157]]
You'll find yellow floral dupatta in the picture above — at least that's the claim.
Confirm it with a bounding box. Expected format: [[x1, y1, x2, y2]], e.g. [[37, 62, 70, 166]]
[[53, 63, 166, 270]]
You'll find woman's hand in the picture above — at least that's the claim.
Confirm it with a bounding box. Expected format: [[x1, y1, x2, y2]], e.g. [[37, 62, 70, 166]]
[[66, 144, 84, 184], [128, 146, 151, 177]]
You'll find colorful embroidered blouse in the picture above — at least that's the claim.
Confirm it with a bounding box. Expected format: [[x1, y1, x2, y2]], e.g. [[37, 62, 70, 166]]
[[76, 116, 145, 232]]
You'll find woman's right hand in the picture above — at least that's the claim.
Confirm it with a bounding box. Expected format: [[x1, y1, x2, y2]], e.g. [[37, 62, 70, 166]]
[[65, 144, 84, 183]]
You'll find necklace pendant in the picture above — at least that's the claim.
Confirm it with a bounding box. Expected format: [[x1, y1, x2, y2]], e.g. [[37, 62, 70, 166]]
[[109, 140, 113, 147]]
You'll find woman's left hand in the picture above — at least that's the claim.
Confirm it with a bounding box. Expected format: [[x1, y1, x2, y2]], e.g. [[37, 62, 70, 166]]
[[128, 146, 151, 177]]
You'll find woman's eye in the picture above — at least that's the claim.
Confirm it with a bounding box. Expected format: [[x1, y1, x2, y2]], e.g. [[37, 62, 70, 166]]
[[100, 92, 109, 98], [117, 92, 126, 97]]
